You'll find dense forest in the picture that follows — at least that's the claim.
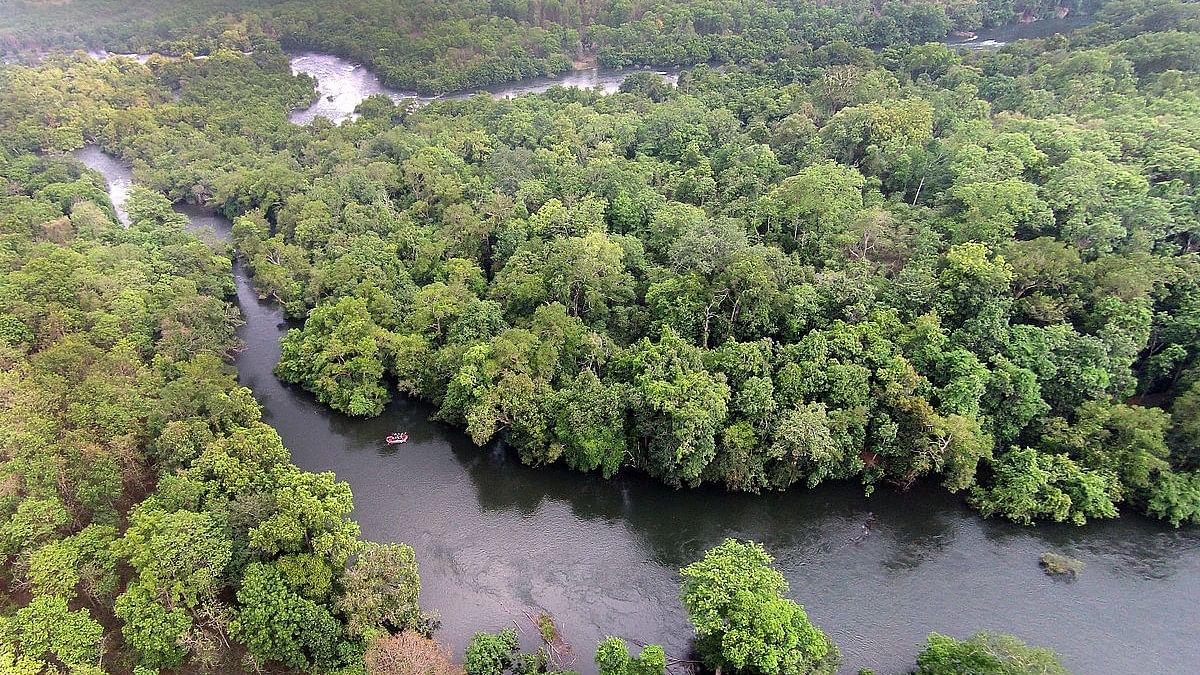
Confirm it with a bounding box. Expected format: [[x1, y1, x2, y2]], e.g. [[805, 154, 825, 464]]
[[3, 0, 1199, 525], [1, 0, 1198, 671], [0, 151, 433, 670], [3, 0, 1104, 93]]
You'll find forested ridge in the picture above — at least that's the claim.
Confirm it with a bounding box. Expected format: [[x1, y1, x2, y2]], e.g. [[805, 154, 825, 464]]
[[269, 0, 1197, 528], [0, 0, 1198, 672]]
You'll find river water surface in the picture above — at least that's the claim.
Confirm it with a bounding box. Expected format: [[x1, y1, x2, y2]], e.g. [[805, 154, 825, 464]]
[[288, 54, 682, 124], [944, 13, 1095, 49], [73, 36, 1200, 670]]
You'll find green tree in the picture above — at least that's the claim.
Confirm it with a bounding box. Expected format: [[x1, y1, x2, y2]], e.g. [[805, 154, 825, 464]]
[[7, 596, 104, 668], [113, 508, 233, 608], [679, 539, 838, 675], [619, 327, 731, 486], [114, 582, 193, 669], [230, 562, 350, 671], [337, 542, 423, 638], [596, 637, 666, 675], [971, 447, 1122, 526], [1146, 470, 1200, 527], [464, 628, 519, 675], [0, 498, 69, 559], [276, 295, 394, 417], [551, 370, 628, 477], [915, 632, 1067, 675], [760, 161, 865, 261]]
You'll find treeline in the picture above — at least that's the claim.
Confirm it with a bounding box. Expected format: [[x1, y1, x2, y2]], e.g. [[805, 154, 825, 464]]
[[2, 0, 1196, 527], [263, 0, 1105, 93], [0, 0, 276, 54], [2, 0, 1105, 93]]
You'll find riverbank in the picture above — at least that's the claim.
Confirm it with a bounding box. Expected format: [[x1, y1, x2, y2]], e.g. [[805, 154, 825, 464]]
[[73, 142, 1200, 675], [287, 52, 682, 124]]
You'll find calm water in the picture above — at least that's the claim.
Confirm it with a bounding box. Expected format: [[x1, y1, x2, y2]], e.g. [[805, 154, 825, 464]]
[[74, 79, 1198, 674], [945, 13, 1095, 50]]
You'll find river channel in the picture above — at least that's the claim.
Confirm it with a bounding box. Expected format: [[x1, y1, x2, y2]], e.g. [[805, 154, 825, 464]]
[[288, 13, 1095, 125], [71, 21, 1200, 668], [287, 55, 683, 124]]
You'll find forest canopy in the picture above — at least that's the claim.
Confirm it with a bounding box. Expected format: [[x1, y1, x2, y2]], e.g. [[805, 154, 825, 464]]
[[2, 0, 1109, 93], [0, 0, 1198, 671], [2, 0, 1197, 531]]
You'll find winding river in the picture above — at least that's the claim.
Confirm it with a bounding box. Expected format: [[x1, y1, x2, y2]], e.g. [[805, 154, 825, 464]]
[[74, 145, 1200, 675], [288, 14, 1095, 125], [71, 20, 1200, 668], [287, 55, 682, 124]]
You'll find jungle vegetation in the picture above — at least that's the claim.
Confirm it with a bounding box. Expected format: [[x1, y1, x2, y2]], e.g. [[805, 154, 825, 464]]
[[3, 0, 1108, 93], [2, 1, 1198, 529], [0, 0, 1195, 671]]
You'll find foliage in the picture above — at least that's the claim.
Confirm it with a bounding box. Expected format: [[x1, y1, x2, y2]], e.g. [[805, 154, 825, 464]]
[[0, 150, 412, 672], [464, 628, 520, 675], [915, 632, 1068, 674], [0, 0, 1097, 94], [113, 507, 233, 607], [971, 447, 1121, 525], [5, 596, 104, 668], [337, 542, 424, 638], [596, 637, 666, 675], [277, 296, 395, 416], [680, 539, 839, 675], [230, 562, 357, 671], [113, 581, 194, 669]]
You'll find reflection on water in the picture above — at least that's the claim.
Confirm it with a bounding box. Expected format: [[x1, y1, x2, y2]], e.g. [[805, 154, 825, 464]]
[[74, 140, 1199, 675]]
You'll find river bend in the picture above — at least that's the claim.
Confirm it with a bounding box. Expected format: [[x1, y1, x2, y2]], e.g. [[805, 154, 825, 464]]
[[72, 47, 1200, 670]]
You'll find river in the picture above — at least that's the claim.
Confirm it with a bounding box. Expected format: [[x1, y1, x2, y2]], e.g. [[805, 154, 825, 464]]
[[288, 54, 682, 124], [74, 145, 1200, 675], [944, 13, 1096, 50], [72, 46, 1198, 672]]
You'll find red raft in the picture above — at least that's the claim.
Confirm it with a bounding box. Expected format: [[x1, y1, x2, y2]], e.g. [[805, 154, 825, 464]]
[[385, 432, 409, 445]]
